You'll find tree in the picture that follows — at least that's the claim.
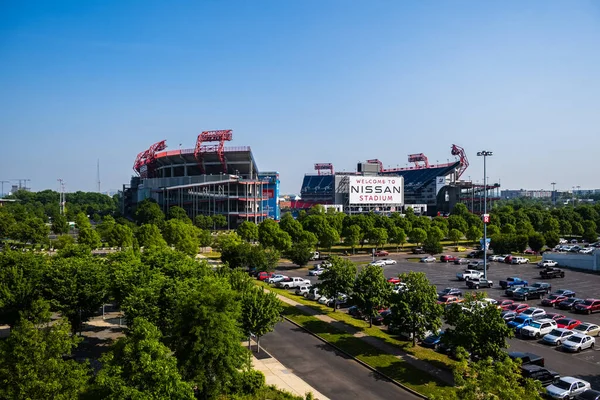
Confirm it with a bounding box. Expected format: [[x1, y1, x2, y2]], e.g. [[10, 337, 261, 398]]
[[466, 225, 482, 242], [409, 228, 427, 246], [212, 214, 228, 230], [389, 271, 442, 346], [343, 225, 361, 254], [423, 238, 443, 256], [544, 230, 560, 249], [95, 215, 116, 241], [168, 206, 191, 223], [51, 214, 69, 235], [258, 219, 292, 252], [452, 203, 469, 216], [427, 226, 444, 242], [388, 226, 407, 252], [583, 227, 598, 243], [75, 212, 92, 229], [237, 220, 259, 242], [0, 318, 90, 400], [136, 223, 167, 248], [77, 226, 101, 249], [161, 219, 200, 256], [443, 293, 513, 360], [286, 241, 315, 267], [452, 354, 544, 400], [571, 221, 584, 236], [367, 227, 388, 250], [448, 215, 468, 235], [319, 225, 340, 251], [93, 318, 195, 400], [13, 217, 50, 245], [448, 228, 463, 245], [107, 224, 135, 249], [194, 214, 213, 230], [241, 287, 282, 352], [501, 223, 516, 235], [53, 234, 75, 249], [528, 232, 546, 253], [135, 200, 165, 226], [353, 264, 391, 327], [171, 276, 248, 399], [318, 256, 357, 311], [542, 217, 560, 234], [45, 256, 109, 333]]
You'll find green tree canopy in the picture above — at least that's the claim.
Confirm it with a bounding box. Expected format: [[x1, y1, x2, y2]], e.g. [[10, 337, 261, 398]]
[[194, 214, 213, 230], [136, 223, 168, 248], [466, 225, 482, 242], [241, 287, 282, 352], [528, 232, 546, 253], [448, 228, 463, 245], [236, 220, 259, 242], [161, 219, 200, 256], [51, 214, 69, 235], [409, 227, 427, 246], [135, 200, 165, 226], [318, 256, 357, 311], [77, 226, 101, 249], [168, 206, 191, 223], [388, 226, 407, 252], [212, 214, 228, 230], [258, 219, 292, 252], [353, 264, 391, 327], [342, 225, 362, 254]]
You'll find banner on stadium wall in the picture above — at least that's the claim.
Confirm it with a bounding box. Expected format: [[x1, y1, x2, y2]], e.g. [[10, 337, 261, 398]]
[[436, 176, 447, 195], [349, 176, 404, 204]]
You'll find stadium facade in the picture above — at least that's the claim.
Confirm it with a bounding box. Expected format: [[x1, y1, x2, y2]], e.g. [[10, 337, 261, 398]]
[[121, 130, 279, 228], [291, 144, 499, 216]]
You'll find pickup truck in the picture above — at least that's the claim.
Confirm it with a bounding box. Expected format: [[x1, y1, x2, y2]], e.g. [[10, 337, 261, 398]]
[[509, 351, 545, 367], [500, 277, 528, 290], [466, 277, 493, 289], [456, 270, 484, 281], [529, 282, 552, 294], [512, 287, 548, 301], [538, 259, 558, 268], [279, 277, 311, 289], [540, 267, 565, 279], [508, 315, 536, 333]]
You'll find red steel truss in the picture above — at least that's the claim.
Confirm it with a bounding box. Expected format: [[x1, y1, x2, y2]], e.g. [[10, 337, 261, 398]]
[[314, 163, 334, 175], [194, 130, 233, 173], [408, 153, 430, 168], [450, 144, 469, 179], [133, 140, 167, 178]]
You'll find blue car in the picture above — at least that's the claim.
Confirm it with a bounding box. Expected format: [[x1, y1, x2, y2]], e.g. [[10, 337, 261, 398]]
[[422, 331, 444, 349], [507, 316, 534, 333]]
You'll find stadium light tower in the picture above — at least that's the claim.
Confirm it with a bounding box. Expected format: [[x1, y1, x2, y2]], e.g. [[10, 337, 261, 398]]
[[477, 150, 493, 280], [550, 182, 557, 206]]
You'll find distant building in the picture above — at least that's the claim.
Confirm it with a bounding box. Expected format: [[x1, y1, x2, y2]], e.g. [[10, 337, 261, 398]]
[[501, 189, 553, 200]]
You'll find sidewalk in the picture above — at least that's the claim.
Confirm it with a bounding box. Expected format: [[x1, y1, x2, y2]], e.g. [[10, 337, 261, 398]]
[[249, 341, 330, 400], [276, 294, 454, 386]]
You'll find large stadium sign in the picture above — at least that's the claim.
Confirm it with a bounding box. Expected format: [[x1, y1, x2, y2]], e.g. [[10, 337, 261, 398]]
[[349, 176, 404, 205]]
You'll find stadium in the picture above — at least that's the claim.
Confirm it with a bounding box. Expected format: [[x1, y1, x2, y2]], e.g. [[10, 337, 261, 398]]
[[121, 130, 279, 228], [290, 144, 501, 217]]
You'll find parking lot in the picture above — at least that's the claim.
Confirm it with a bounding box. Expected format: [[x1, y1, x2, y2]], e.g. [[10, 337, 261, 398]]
[[274, 251, 600, 388]]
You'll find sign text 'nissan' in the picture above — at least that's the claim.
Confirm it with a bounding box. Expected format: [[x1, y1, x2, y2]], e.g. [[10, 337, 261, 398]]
[[349, 176, 404, 205]]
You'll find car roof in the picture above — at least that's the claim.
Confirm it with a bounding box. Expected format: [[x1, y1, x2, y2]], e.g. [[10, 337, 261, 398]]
[[559, 376, 585, 384], [534, 318, 554, 323], [569, 333, 590, 339]]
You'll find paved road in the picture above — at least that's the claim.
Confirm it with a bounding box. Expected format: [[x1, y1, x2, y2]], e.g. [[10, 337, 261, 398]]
[[275, 250, 600, 389], [260, 319, 421, 400]]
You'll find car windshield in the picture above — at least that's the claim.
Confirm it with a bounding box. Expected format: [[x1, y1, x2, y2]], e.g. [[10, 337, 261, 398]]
[[583, 300, 594, 306], [547, 295, 559, 300], [556, 319, 570, 325], [554, 379, 572, 390], [528, 322, 541, 329], [547, 329, 562, 336], [514, 317, 526, 324], [566, 336, 582, 343], [574, 325, 588, 332], [564, 298, 577, 304]]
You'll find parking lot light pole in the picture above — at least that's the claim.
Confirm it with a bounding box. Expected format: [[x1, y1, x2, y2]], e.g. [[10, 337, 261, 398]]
[[477, 151, 493, 281]]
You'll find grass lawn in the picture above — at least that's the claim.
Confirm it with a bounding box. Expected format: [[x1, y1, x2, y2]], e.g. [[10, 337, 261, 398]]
[[281, 304, 456, 399]]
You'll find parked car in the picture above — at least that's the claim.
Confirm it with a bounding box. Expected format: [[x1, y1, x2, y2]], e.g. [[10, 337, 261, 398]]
[[498, 299, 515, 310], [521, 307, 546, 319], [508, 351, 544, 367], [546, 377, 591, 399], [508, 316, 535, 333], [520, 318, 558, 339], [575, 389, 600, 400], [501, 310, 518, 322], [540, 267, 565, 279], [538, 259, 558, 268], [421, 331, 444, 349], [305, 288, 321, 301], [438, 287, 463, 297], [511, 256, 530, 265], [467, 260, 487, 270], [500, 277, 528, 290], [348, 305, 367, 320], [369, 260, 387, 267], [558, 298, 585, 311], [374, 250, 389, 257], [573, 323, 600, 337], [387, 277, 402, 285], [308, 266, 325, 276], [466, 277, 493, 289], [512, 287, 547, 301], [279, 277, 311, 289], [556, 318, 582, 330], [553, 289, 576, 298], [488, 254, 506, 262], [440, 255, 457, 263], [265, 274, 288, 284], [542, 328, 576, 346], [507, 303, 530, 314], [561, 334, 595, 352], [545, 313, 566, 321], [295, 285, 312, 296], [574, 299, 600, 315], [437, 295, 463, 306], [420, 256, 436, 263], [257, 271, 274, 281], [453, 258, 469, 265], [542, 295, 568, 308], [380, 258, 397, 265], [520, 364, 560, 387], [467, 250, 484, 258], [412, 247, 425, 254]]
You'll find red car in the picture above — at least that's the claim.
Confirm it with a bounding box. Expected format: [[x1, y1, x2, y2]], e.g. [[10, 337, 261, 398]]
[[440, 255, 458, 263], [556, 318, 581, 330], [375, 250, 389, 257], [498, 300, 515, 310], [507, 303, 529, 314], [541, 295, 568, 308], [574, 298, 600, 314], [257, 272, 274, 281], [387, 277, 401, 285], [545, 313, 566, 321]]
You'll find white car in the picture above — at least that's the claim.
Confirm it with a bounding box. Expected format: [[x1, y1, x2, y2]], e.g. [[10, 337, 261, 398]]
[[521, 307, 546, 319], [392, 283, 407, 294], [520, 318, 557, 339], [305, 288, 321, 301], [542, 328, 575, 346], [308, 267, 325, 276], [380, 258, 397, 265], [295, 285, 312, 296], [546, 377, 591, 399], [266, 274, 288, 284], [488, 255, 505, 262], [538, 259, 558, 268], [456, 270, 483, 281], [561, 334, 595, 352], [511, 256, 529, 264], [420, 256, 436, 263], [580, 248, 594, 254], [369, 260, 386, 267]]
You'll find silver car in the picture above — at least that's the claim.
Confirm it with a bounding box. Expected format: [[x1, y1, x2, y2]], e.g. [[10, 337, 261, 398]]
[[561, 334, 595, 352], [542, 328, 575, 346]]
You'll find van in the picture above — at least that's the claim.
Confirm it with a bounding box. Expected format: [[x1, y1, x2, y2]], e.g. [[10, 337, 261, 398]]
[[467, 260, 487, 270]]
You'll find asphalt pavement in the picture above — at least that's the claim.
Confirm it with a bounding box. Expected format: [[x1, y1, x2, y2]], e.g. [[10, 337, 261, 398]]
[[274, 250, 600, 389], [260, 319, 422, 400]]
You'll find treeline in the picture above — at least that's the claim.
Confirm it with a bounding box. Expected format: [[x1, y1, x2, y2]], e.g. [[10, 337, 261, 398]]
[[0, 246, 296, 400]]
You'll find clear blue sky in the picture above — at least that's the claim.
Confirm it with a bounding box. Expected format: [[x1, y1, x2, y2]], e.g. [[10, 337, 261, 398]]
[[1, 1, 599, 195]]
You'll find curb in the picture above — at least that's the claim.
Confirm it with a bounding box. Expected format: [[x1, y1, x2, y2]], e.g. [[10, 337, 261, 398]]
[[283, 316, 429, 400]]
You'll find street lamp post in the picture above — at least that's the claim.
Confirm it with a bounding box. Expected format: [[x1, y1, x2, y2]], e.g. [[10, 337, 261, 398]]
[[477, 151, 493, 281]]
